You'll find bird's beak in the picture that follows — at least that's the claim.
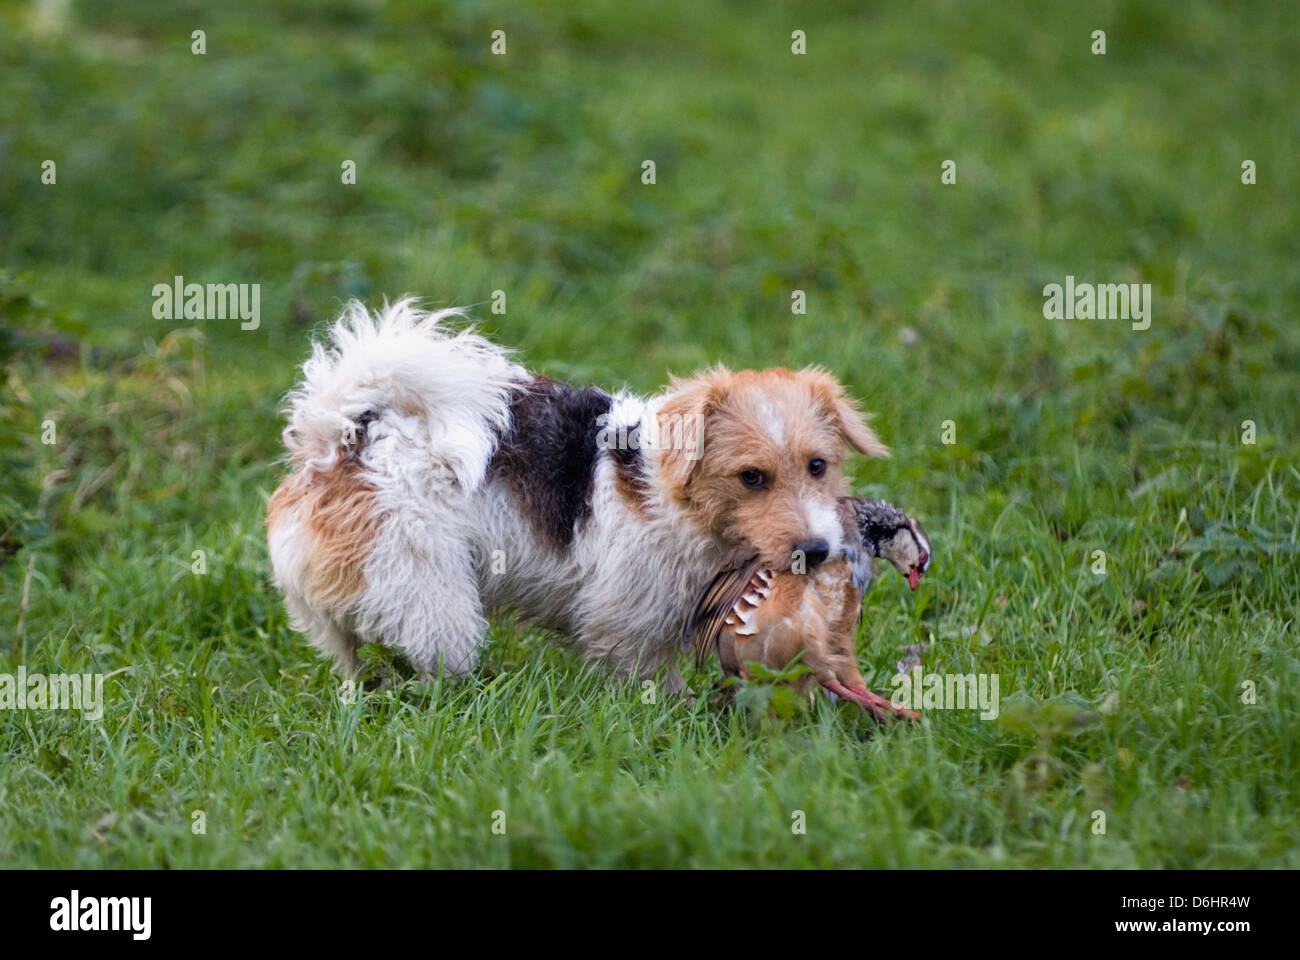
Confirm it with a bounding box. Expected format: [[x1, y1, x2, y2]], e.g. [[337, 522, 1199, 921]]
[[906, 544, 930, 589]]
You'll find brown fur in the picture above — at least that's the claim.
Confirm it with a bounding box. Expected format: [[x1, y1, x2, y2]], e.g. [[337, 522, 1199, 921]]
[[611, 449, 651, 517], [655, 366, 887, 571], [267, 464, 381, 613]]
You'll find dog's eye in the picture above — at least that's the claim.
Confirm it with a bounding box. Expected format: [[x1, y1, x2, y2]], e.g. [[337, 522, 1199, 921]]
[[739, 468, 766, 489], [808, 458, 827, 478]]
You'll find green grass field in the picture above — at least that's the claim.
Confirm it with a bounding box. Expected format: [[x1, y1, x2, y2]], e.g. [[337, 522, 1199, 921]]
[[2, 0, 1298, 868]]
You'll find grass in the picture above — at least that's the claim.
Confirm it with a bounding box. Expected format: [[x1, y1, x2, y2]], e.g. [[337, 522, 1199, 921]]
[[1, 0, 1298, 867]]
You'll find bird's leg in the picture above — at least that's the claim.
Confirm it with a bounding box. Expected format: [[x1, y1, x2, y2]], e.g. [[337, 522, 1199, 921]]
[[820, 678, 890, 722], [849, 683, 919, 721], [820, 679, 919, 722]]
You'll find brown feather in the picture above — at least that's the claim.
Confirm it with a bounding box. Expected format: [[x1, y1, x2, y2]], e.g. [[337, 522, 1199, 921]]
[[683, 542, 763, 668]]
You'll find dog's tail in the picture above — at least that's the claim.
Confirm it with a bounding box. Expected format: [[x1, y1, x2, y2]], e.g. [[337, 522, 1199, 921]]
[[281, 297, 522, 490], [270, 298, 522, 675]]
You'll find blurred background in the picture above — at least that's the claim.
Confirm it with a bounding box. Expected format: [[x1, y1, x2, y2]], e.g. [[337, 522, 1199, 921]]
[[1, 1, 1297, 867]]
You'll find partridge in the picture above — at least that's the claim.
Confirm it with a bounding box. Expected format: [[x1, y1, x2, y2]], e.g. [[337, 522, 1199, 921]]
[[685, 497, 930, 721]]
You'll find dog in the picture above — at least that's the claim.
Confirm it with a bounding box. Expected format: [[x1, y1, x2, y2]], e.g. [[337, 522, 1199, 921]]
[[267, 298, 889, 692]]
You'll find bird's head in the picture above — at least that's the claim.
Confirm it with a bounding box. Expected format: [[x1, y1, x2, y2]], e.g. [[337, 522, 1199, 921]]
[[882, 515, 930, 589], [851, 498, 930, 590]]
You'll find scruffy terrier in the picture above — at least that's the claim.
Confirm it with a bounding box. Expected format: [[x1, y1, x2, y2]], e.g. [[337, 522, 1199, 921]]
[[267, 299, 888, 691]]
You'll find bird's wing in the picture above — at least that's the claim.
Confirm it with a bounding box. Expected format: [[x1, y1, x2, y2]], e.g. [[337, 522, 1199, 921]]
[[683, 543, 764, 668]]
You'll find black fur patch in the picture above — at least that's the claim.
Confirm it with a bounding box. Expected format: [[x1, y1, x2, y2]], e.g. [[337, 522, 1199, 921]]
[[490, 374, 614, 552], [341, 409, 380, 464]]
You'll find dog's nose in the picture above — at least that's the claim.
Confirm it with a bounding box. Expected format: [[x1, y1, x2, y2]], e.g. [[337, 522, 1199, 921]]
[[793, 539, 830, 569]]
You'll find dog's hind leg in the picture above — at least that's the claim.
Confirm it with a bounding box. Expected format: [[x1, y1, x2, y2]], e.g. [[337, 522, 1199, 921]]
[[271, 298, 524, 677], [353, 502, 488, 677]]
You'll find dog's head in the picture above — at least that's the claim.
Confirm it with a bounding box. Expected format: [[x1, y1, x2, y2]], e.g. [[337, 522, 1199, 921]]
[[653, 365, 888, 572]]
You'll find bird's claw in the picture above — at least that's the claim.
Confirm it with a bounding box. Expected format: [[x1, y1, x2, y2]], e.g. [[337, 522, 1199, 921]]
[[822, 680, 919, 722], [852, 683, 920, 721]]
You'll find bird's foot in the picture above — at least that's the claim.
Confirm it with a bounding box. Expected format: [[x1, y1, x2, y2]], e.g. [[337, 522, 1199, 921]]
[[822, 679, 919, 722]]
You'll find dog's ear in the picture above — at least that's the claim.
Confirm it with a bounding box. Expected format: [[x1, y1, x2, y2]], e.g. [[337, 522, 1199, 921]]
[[653, 365, 731, 500], [799, 366, 890, 458]]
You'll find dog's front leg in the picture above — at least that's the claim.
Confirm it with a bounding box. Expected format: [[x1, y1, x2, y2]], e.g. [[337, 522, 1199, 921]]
[[660, 665, 686, 695]]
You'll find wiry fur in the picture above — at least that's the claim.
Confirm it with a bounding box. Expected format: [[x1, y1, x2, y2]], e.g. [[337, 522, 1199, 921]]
[[268, 298, 524, 674], [267, 299, 888, 689]]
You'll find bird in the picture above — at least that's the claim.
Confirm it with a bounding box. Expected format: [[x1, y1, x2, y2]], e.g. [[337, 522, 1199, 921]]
[[684, 497, 930, 722]]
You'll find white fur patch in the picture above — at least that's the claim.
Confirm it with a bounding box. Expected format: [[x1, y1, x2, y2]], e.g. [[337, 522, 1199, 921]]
[[281, 297, 524, 487], [806, 499, 843, 554], [758, 399, 785, 446], [271, 299, 526, 674]]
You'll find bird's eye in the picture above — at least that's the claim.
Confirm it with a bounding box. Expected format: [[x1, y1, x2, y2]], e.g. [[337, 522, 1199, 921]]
[[739, 468, 766, 489], [808, 458, 827, 478]]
